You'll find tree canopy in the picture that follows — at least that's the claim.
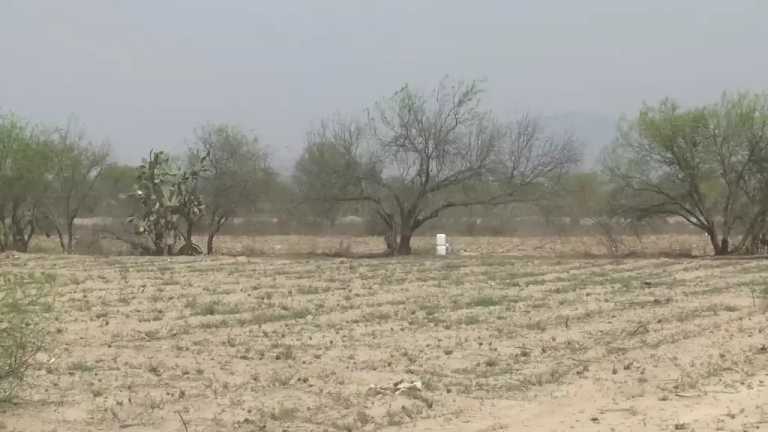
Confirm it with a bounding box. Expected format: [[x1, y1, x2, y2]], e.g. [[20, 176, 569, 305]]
[[603, 92, 768, 255], [295, 78, 581, 254]]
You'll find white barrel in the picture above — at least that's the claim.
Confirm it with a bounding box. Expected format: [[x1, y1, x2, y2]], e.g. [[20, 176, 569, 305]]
[[436, 245, 448, 256], [436, 234, 447, 246]]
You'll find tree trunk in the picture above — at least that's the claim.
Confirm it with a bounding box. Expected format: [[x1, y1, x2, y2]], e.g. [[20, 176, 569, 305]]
[[379, 214, 398, 255], [10, 211, 24, 252], [185, 222, 194, 246], [205, 226, 222, 255], [206, 231, 215, 255], [396, 229, 413, 255], [153, 230, 165, 256], [10, 212, 34, 253], [179, 220, 196, 254], [719, 237, 730, 255], [0, 219, 7, 252], [66, 219, 75, 254], [383, 229, 397, 255], [707, 228, 729, 255], [206, 214, 228, 255], [55, 226, 66, 253]]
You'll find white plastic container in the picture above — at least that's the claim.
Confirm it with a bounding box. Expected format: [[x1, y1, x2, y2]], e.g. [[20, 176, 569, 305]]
[[436, 234, 448, 256]]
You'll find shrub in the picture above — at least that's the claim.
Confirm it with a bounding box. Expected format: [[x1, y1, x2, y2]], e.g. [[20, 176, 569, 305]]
[[0, 272, 55, 402]]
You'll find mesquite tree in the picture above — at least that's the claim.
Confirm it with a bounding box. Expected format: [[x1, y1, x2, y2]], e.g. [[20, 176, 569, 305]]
[[0, 114, 52, 252], [295, 78, 581, 255], [189, 124, 273, 254], [40, 119, 110, 253], [293, 116, 373, 230], [603, 92, 768, 255]]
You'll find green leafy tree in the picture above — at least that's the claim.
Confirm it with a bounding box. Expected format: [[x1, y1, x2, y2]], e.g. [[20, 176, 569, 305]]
[[293, 116, 369, 229], [0, 114, 53, 252], [92, 163, 138, 218], [603, 92, 768, 255], [39, 119, 110, 253], [190, 124, 274, 254]]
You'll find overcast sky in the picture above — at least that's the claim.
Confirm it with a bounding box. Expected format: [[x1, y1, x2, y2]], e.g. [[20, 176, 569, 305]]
[[2, 1, 767, 170]]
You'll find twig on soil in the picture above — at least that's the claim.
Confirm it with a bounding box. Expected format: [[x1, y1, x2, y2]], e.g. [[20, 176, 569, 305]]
[[630, 323, 649, 336], [567, 357, 595, 363], [599, 407, 638, 415], [674, 392, 703, 398], [177, 412, 189, 432], [704, 389, 739, 394]]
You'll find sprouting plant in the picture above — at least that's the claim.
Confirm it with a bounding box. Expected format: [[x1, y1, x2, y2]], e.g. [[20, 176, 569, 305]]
[[0, 272, 56, 401]]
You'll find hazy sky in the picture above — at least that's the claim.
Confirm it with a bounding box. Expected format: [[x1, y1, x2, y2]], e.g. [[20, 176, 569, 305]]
[[2, 1, 767, 170]]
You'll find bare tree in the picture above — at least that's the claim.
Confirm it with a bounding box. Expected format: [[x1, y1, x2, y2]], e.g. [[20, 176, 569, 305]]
[[295, 78, 581, 255], [492, 114, 582, 202], [40, 119, 110, 253]]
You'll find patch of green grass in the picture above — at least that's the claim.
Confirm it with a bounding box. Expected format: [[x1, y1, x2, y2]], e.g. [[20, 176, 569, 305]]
[[186, 298, 242, 316], [523, 318, 547, 332], [361, 309, 392, 322], [237, 307, 312, 326], [519, 366, 569, 387], [269, 404, 299, 422], [67, 360, 95, 373], [271, 343, 296, 361], [465, 295, 503, 308], [198, 318, 231, 329], [418, 303, 441, 316], [461, 314, 482, 326], [72, 299, 92, 312], [146, 361, 163, 377], [295, 285, 322, 295]]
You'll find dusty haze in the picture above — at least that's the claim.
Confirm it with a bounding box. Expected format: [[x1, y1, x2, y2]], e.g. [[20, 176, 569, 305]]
[[2, 1, 767, 170]]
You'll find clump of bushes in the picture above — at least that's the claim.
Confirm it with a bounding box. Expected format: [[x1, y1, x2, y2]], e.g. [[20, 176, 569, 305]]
[[0, 273, 55, 402]]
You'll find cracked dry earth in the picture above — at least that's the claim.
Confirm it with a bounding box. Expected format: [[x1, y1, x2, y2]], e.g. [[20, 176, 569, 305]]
[[2, 252, 768, 431]]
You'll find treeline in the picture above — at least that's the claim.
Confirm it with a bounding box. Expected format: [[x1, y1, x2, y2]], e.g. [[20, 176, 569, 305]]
[[2, 78, 768, 256]]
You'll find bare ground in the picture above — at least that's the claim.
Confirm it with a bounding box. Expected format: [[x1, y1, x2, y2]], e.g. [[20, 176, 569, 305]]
[[2, 235, 768, 431]]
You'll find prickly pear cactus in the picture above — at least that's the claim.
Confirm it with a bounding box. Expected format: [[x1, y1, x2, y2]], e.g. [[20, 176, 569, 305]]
[[128, 151, 205, 255]]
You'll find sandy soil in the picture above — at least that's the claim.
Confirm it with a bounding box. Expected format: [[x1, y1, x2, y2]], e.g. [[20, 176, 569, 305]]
[[27, 233, 712, 258], [172, 233, 713, 257], [3, 236, 768, 431]]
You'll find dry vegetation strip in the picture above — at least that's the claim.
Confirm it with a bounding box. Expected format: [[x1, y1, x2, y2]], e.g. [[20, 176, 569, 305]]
[[2, 253, 768, 431]]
